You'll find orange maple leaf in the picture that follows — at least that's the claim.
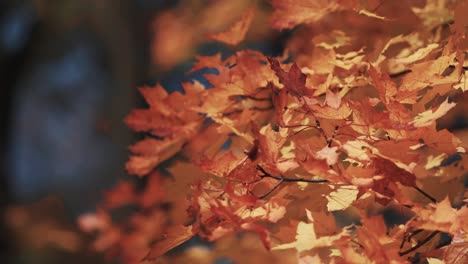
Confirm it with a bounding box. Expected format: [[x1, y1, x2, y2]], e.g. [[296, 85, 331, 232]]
[[207, 7, 255, 46]]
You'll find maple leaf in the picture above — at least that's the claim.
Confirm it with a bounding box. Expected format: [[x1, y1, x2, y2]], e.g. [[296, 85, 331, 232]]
[[268, 57, 311, 97], [273, 209, 350, 252], [126, 137, 186, 176], [393, 43, 439, 65], [80, 1, 468, 263], [411, 99, 457, 128], [196, 150, 240, 177], [307, 102, 352, 120], [324, 89, 342, 109], [374, 139, 420, 165], [142, 225, 195, 261], [417, 128, 462, 154], [373, 157, 416, 188], [342, 139, 373, 163], [194, 191, 272, 249], [236, 201, 286, 223], [207, 7, 255, 46], [369, 66, 398, 102], [164, 161, 208, 205], [443, 240, 468, 264], [270, 0, 355, 29], [150, 0, 263, 68], [354, 215, 405, 263], [325, 185, 359, 211], [411, 197, 468, 235], [314, 146, 339, 166], [124, 82, 205, 176], [252, 123, 285, 165], [399, 54, 459, 97]]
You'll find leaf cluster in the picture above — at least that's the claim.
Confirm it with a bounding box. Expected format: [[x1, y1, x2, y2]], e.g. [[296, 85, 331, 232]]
[[80, 1, 468, 263]]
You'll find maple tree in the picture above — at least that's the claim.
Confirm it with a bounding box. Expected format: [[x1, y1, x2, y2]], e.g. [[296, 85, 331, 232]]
[[80, 1, 468, 263]]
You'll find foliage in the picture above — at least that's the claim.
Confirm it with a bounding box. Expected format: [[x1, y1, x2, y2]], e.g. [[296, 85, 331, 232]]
[[80, 1, 468, 263]]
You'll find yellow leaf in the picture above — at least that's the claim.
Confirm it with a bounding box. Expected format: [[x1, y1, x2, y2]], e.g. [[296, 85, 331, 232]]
[[273, 209, 349, 252], [427, 258, 445, 264], [425, 153, 446, 170], [411, 99, 456, 127], [326, 185, 359, 211]]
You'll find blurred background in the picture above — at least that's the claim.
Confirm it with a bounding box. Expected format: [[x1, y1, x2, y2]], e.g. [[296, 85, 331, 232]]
[[0, 1, 283, 263]]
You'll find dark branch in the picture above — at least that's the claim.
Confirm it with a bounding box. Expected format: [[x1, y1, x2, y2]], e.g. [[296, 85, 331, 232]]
[[327, 125, 339, 147], [399, 231, 440, 256], [254, 165, 328, 198], [256, 165, 329, 183], [413, 186, 437, 203], [315, 120, 329, 145], [258, 178, 284, 199], [400, 229, 424, 249]]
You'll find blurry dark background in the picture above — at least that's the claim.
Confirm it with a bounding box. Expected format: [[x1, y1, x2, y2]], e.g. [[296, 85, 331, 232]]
[[0, 1, 150, 263], [0, 1, 280, 263]]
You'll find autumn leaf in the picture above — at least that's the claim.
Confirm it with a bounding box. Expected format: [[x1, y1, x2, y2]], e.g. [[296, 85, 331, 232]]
[[325, 185, 359, 211], [411, 197, 468, 235], [126, 137, 186, 176], [80, 1, 468, 263], [314, 146, 339, 166], [273, 209, 349, 252], [268, 57, 311, 97], [411, 99, 457, 128], [354, 215, 404, 262], [373, 157, 416, 188], [270, 0, 354, 29], [142, 225, 195, 261], [444, 240, 468, 264], [207, 7, 255, 46]]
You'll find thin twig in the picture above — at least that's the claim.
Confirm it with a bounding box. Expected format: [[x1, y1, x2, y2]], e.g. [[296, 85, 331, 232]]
[[255, 165, 328, 198], [400, 229, 424, 249], [413, 186, 437, 203], [259, 179, 284, 199], [399, 231, 440, 256], [315, 119, 329, 145], [256, 165, 329, 183], [328, 125, 339, 147]]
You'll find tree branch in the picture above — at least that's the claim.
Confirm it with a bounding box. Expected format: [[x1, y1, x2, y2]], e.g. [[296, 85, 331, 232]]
[[256, 165, 329, 183], [255, 165, 328, 198], [258, 178, 284, 199], [413, 186, 437, 203], [399, 230, 440, 256]]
